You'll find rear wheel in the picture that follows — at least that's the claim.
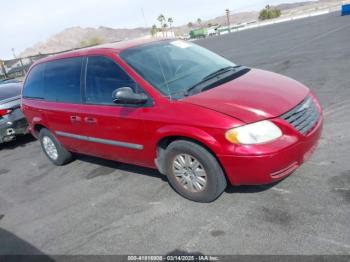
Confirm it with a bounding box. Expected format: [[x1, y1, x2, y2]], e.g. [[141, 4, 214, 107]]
[[39, 128, 73, 166], [163, 140, 227, 202]]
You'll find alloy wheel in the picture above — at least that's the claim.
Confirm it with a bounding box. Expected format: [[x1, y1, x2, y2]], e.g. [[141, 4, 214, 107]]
[[42, 136, 58, 160], [172, 153, 207, 192]]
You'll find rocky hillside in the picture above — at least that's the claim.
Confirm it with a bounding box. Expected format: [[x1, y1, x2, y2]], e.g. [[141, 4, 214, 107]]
[[20, 26, 149, 57]]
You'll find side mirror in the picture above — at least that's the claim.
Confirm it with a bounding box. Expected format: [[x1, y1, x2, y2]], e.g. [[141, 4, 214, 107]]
[[112, 87, 148, 105]]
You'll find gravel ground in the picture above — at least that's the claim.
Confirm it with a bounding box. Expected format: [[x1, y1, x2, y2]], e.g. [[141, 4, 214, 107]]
[[0, 12, 350, 255]]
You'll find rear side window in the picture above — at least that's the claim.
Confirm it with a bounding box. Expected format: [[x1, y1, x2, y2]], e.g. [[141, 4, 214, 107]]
[[85, 56, 139, 105], [23, 63, 45, 99], [45, 57, 82, 103]]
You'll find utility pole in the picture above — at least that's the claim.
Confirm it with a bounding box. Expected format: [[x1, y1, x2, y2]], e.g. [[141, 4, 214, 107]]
[[225, 9, 231, 32], [140, 8, 148, 28], [0, 60, 8, 79], [11, 48, 26, 76]]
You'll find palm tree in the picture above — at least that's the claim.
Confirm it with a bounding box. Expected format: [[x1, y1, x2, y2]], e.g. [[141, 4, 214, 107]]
[[187, 22, 193, 29], [157, 14, 165, 27], [151, 24, 158, 37], [157, 14, 166, 36], [168, 17, 174, 34], [197, 18, 202, 27], [162, 23, 169, 37]]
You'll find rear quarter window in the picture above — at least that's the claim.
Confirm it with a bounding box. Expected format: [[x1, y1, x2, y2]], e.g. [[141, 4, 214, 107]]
[[23, 63, 45, 99], [45, 57, 83, 103]]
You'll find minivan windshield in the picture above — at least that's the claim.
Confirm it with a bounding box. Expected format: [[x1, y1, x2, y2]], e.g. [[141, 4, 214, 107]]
[[120, 40, 239, 99]]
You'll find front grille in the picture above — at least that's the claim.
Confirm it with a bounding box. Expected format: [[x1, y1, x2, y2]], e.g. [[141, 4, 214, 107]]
[[281, 96, 320, 135]]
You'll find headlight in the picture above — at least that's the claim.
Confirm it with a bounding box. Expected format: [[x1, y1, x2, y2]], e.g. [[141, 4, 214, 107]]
[[225, 120, 282, 145]]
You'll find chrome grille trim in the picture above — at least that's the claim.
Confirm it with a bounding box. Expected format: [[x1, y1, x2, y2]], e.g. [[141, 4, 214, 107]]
[[281, 96, 320, 135]]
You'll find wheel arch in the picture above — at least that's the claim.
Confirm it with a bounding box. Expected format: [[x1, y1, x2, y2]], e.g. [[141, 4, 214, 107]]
[[33, 124, 47, 138], [154, 126, 226, 178]]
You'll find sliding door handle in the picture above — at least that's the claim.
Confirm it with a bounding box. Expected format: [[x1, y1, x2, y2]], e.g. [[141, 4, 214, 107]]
[[84, 117, 97, 125]]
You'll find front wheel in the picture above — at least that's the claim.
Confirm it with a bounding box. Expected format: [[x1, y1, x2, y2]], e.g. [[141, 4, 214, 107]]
[[163, 140, 227, 202]]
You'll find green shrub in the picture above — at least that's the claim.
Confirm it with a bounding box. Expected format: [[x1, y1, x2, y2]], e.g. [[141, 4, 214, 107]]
[[259, 5, 281, 20], [80, 37, 105, 48]]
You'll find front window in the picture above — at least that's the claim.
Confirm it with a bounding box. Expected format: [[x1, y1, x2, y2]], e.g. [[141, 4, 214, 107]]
[[120, 40, 237, 99], [85, 56, 141, 105]]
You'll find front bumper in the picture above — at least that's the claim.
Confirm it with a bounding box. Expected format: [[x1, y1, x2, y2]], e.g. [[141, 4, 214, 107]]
[[0, 109, 29, 143], [218, 114, 323, 185]]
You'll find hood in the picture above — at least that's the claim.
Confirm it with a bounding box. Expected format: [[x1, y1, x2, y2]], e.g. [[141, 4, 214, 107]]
[[182, 69, 309, 123]]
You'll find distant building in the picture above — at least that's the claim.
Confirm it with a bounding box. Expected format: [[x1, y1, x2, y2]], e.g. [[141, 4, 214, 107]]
[[153, 31, 175, 38], [0, 62, 5, 77], [2, 57, 33, 78]]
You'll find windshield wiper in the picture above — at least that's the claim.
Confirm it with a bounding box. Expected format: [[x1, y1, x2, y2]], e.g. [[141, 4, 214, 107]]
[[201, 66, 238, 81], [184, 65, 243, 96]]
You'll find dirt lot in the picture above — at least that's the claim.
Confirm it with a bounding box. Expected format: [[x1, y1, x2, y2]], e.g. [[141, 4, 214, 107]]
[[1, 12, 350, 255]]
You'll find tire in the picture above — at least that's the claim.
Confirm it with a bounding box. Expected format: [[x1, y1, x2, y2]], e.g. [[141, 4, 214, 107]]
[[163, 140, 227, 202], [39, 128, 73, 166]]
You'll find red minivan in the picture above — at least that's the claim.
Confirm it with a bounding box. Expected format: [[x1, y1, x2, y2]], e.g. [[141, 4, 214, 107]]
[[21, 39, 323, 202]]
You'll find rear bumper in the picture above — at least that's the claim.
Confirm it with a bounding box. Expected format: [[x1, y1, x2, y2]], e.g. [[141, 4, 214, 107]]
[[218, 115, 323, 185], [0, 109, 28, 143]]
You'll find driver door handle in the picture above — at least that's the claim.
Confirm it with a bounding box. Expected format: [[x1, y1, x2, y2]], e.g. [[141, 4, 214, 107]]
[[70, 115, 81, 123]]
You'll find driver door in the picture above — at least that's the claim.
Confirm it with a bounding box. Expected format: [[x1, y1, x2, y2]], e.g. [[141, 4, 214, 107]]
[[79, 55, 151, 166]]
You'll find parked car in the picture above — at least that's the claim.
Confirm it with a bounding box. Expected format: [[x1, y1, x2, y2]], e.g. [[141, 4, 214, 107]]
[[0, 83, 28, 144], [21, 39, 323, 202], [0, 78, 21, 84]]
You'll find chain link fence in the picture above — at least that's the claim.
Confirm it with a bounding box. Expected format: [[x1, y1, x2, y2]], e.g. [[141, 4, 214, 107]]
[[0, 46, 92, 80]]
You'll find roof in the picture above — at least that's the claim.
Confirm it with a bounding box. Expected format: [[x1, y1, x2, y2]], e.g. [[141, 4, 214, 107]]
[[97, 37, 168, 51], [34, 37, 172, 65]]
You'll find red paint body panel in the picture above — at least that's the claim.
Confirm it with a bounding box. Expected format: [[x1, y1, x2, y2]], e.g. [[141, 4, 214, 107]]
[[21, 40, 323, 186], [219, 114, 323, 185], [182, 69, 309, 123]]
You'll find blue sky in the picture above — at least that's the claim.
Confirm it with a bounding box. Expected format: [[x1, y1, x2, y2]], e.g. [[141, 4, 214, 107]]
[[0, 0, 311, 59]]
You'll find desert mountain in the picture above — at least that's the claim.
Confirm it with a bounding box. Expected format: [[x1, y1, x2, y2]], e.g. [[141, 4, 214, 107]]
[[20, 26, 149, 57]]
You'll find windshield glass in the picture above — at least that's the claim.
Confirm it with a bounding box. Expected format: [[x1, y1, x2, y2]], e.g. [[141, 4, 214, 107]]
[[119, 40, 236, 99]]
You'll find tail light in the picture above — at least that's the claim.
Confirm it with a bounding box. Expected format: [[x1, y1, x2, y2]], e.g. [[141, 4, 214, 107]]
[[0, 109, 12, 117]]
